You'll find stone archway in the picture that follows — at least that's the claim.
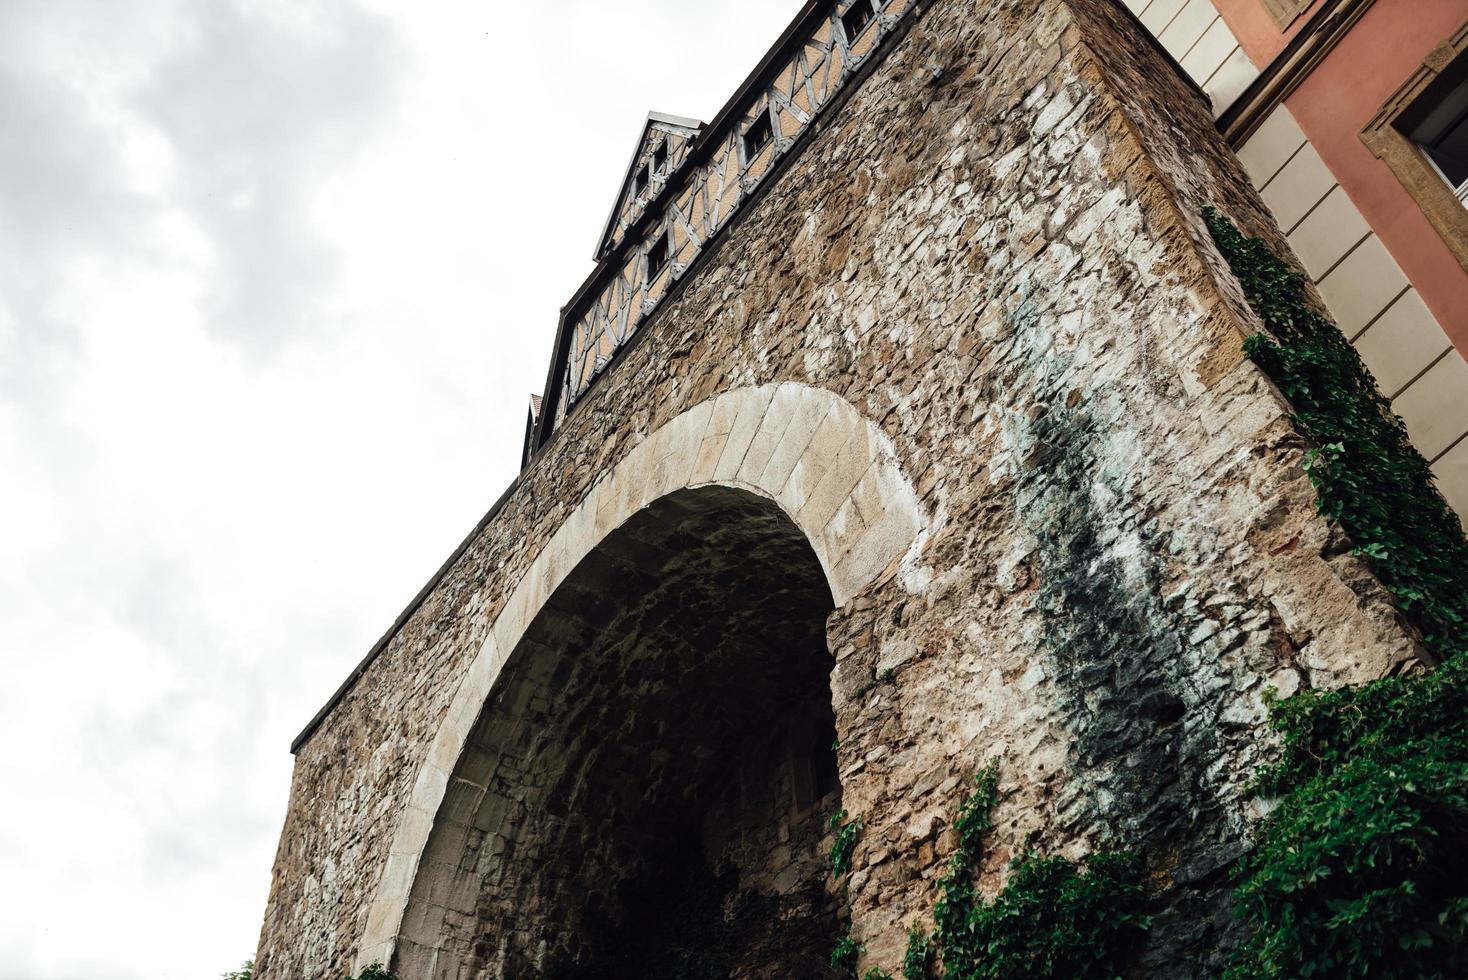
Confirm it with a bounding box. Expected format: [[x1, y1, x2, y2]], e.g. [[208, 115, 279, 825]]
[[356, 383, 928, 972], [400, 486, 843, 976]]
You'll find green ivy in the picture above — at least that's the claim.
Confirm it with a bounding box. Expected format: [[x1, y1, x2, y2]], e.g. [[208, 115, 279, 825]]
[[1205, 207, 1468, 978], [831, 810, 863, 879], [916, 763, 1148, 979], [934, 849, 1149, 979], [832, 932, 864, 974], [1203, 208, 1468, 655], [953, 767, 999, 860], [348, 967, 397, 980], [902, 927, 937, 980]]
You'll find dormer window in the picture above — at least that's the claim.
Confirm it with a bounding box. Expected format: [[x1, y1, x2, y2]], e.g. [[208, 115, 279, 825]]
[[841, 0, 877, 43], [743, 111, 774, 162], [652, 142, 669, 175], [646, 231, 670, 280]]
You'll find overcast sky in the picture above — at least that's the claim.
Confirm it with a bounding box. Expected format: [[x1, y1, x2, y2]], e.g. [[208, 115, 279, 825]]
[[0, 1, 804, 976]]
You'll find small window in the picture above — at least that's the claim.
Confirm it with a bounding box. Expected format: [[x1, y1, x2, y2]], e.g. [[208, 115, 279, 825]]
[[1362, 22, 1468, 276], [841, 0, 876, 42], [1403, 64, 1468, 200], [634, 165, 650, 197], [743, 111, 774, 161], [651, 142, 669, 175], [645, 232, 669, 279]]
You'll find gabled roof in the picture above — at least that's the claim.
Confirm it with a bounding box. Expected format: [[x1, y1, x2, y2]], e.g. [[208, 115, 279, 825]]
[[594, 111, 704, 261]]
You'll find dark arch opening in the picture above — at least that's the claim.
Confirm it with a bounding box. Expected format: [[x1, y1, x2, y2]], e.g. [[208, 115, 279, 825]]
[[396, 486, 845, 979]]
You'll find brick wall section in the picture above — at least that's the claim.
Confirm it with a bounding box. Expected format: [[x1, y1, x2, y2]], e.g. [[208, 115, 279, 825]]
[[255, 0, 1423, 975]]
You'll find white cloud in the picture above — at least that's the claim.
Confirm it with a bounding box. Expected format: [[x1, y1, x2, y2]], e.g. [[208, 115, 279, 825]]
[[0, 1, 804, 977]]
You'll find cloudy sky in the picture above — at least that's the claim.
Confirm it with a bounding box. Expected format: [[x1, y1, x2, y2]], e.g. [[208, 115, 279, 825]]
[[0, 1, 803, 976]]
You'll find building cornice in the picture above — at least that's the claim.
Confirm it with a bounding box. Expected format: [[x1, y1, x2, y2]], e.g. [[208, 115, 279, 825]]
[[1219, 0, 1377, 148]]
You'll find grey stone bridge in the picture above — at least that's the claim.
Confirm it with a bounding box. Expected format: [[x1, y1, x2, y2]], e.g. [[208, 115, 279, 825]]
[[255, 0, 1421, 976]]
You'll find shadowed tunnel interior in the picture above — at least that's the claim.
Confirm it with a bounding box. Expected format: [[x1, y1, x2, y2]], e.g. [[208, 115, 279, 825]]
[[396, 486, 845, 979]]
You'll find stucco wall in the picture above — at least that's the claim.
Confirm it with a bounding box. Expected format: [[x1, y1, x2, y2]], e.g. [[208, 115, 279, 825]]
[[255, 0, 1424, 975]]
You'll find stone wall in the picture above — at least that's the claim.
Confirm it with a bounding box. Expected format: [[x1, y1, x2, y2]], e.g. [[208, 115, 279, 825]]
[[255, 0, 1423, 976]]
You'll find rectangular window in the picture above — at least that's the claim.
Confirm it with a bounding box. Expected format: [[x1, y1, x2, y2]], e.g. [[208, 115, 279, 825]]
[[651, 142, 668, 175], [645, 231, 669, 280], [1403, 62, 1468, 199], [634, 164, 650, 197], [1362, 22, 1468, 274], [742, 110, 774, 161], [841, 0, 877, 42]]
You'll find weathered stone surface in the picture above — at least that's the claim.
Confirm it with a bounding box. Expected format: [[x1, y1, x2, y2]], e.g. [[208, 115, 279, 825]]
[[256, 0, 1424, 976]]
